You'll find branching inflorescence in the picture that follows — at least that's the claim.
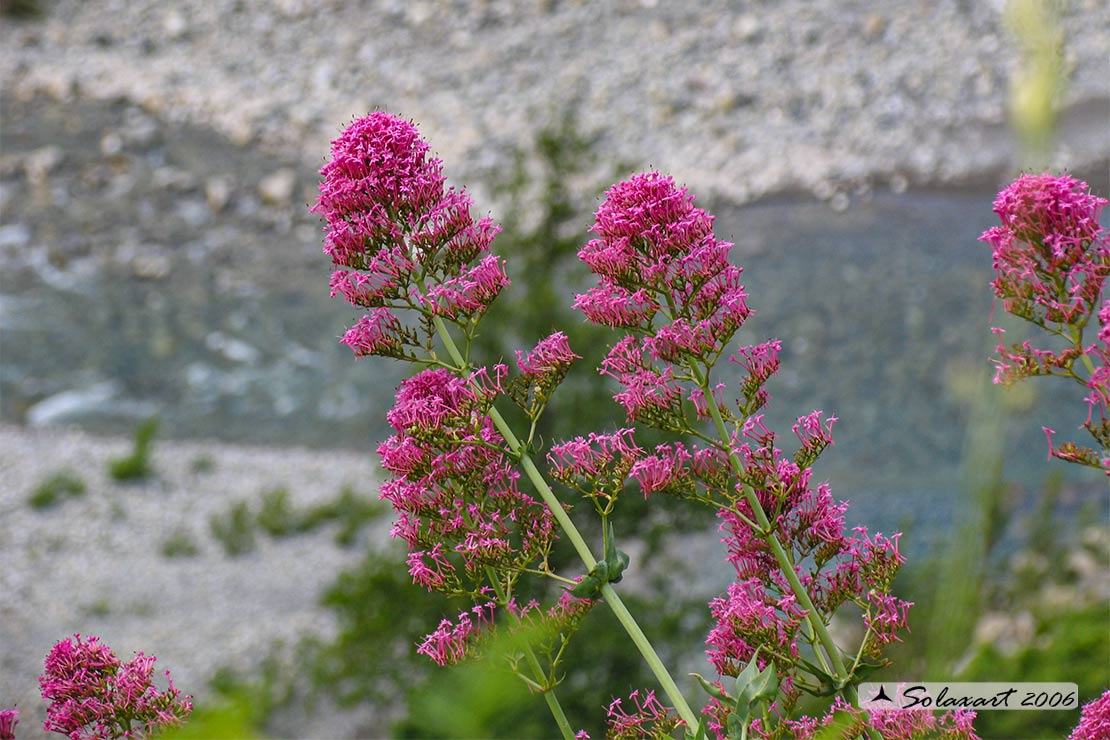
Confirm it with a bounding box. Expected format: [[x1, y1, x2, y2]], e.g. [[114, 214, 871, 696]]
[[38, 634, 192, 740], [316, 112, 978, 739], [979, 173, 1110, 473]]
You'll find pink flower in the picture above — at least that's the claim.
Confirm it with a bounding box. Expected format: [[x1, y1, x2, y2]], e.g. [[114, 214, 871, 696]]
[[315, 112, 506, 356], [706, 578, 807, 676], [606, 689, 684, 740], [514, 332, 581, 402], [1070, 690, 1110, 740], [629, 442, 693, 496], [378, 368, 556, 593], [39, 634, 192, 740], [516, 332, 579, 378], [417, 602, 497, 666], [547, 429, 643, 498], [571, 284, 659, 328], [863, 591, 914, 645], [339, 307, 407, 358], [979, 173, 1109, 328], [0, 710, 18, 740], [420, 254, 510, 319]]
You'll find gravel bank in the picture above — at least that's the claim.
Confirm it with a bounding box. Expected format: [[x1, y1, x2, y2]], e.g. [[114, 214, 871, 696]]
[[0, 423, 382, 737], [2, 2, 1110, 736], [2, 1, 1108, 207]]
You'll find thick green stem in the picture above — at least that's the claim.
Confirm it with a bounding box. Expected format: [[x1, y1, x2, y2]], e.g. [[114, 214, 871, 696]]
[[431, 315, 699, 729], [689, 363, 852, 686], [599, 582, 697, 730]]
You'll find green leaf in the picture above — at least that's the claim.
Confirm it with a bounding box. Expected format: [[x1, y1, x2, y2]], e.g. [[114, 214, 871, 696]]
[[726, 709, 748, 740], [732, 650, 763, 703], [748, 664, 779, 703], [592, 559, 609, 583], [690, 672, 732, 703], [569, 574, 601, 599]]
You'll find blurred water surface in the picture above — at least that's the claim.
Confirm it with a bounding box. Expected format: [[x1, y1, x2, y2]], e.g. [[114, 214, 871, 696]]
[[1, 95, 1105, 552]]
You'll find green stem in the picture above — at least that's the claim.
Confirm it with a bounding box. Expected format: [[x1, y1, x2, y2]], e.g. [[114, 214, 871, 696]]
[[486, 567, 576, 740], [431, 315, 699, 729], [533, 660, 576, 740], [688, 362, 852, 687]]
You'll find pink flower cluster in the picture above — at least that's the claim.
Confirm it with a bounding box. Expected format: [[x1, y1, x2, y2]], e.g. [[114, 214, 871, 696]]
[[378, 368, 556, 595], [548, 428, 644, 501], [313, 113, 507, 357], [575, 173, 751, 426], [0, 710, 17, 740], [511, 331, 583, 410], [750, 696, 979, 740], [605, 689, 685, 740], [980, 174, 1110, 472], [1070, 690, 1110, 740], [416, 591, 595, 668], [980, 173, 1107, 328], [567, 170, 912, 731], [39, 634, 192, 740], [709, 442, 911, 681], [416, 601, 498, 666]]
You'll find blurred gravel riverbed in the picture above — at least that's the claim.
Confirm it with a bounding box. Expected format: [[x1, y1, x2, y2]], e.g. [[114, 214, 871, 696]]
[[1, 1, 1108, 737]]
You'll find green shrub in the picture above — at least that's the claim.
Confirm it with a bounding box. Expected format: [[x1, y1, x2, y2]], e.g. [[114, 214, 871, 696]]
[[190, 455, 216, 475], [161, 529, 201, 558], [28, 470, 86, 510], [108, 417, 159, 482], [256, 487, 296, 537], [298, 486, 383, 547], [0, 0, 44, 19], [210, 501, 256, 557]]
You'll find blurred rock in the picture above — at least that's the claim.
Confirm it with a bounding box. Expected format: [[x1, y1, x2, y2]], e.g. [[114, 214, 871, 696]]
[[23, 145, 62, 185], [163, 9, 188, 40], [0, 223, 31, 248], [205, 176, 232, 212], [258, 168, 297, 206], [131, 253, 171, 280]]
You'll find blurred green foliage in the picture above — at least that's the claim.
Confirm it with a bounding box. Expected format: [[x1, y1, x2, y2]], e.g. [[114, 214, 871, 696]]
[[28, 469, 86, 509], [1004, 0, 1065, 165], [190, 454, 216, 474], [256, 487, 296, 537], [207, 484, 384, 558], [304, 544, 710, 738], [961, 604, 1105, 738], [474, 106, 621, 445], [0, 0, 43, 19], [108, 416, 159, 482], [209, 500, 256, 557], [161, 529, 201, 558], [296, 485, 383, 547]]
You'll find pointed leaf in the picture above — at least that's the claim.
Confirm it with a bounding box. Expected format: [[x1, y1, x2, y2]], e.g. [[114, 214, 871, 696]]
[[690, 673, 732, 703]]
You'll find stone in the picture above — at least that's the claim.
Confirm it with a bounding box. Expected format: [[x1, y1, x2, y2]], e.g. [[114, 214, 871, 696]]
[[24, 145, 62, 185], [163, 10, 189, 40], [258, 168, 298, 206], [131, 254, 172, 280], [205, 176, 232, 213]]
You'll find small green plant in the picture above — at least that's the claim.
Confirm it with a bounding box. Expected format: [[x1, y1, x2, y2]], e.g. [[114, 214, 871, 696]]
[[256, 487, 296, 537], [0, 0, 43, 19], [162, 529, 201, 558], [28, 470, 86, 510], [210, 500, 256, 557], [81, 598, 112, 618], [298, 486, 383, 547], [190, 455, 216, 474], [108, 417, 159, 482]]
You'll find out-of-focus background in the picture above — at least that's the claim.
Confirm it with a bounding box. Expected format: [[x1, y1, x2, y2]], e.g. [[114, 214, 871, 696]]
[[1, 1, 1107, 738]]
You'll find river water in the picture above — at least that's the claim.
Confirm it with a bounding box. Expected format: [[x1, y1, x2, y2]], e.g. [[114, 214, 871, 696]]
[[1, 95, 1105, 550]]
